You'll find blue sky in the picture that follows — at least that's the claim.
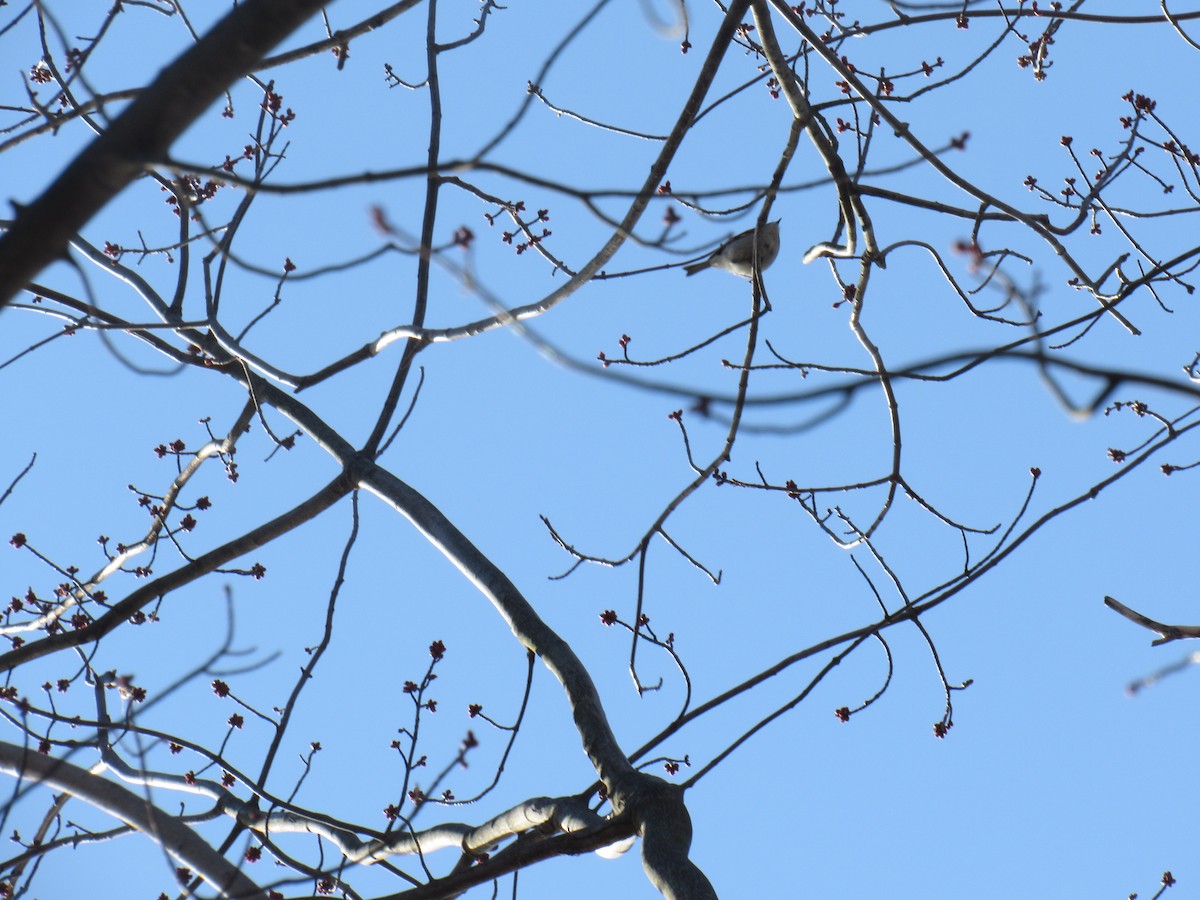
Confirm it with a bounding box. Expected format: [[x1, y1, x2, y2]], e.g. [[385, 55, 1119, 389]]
[[1, 2, 1198, 898]]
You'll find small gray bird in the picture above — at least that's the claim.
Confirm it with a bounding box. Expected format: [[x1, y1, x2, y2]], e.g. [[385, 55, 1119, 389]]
[[683, 219, 781, 277]]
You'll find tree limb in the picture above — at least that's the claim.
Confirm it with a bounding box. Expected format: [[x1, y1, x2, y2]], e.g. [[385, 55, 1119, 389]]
[[0, 0, 331, 309], [0, 740, 265, 898]]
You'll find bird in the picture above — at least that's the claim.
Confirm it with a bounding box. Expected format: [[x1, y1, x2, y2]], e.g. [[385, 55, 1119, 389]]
[[683, 219, 781, 278]]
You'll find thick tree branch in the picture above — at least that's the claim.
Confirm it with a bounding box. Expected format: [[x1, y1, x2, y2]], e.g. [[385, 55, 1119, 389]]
[[0, 0, 331, 310], [0, 741, 265, 898]]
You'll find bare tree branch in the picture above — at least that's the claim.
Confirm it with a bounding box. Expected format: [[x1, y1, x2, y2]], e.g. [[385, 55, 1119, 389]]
[[0, 0, 331, 309]]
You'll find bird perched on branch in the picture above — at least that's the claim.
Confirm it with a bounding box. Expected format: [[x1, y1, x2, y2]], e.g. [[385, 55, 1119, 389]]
[[683, 219, 781, 278]]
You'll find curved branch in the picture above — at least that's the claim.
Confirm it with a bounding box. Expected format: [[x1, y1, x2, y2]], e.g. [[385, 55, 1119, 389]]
[[1104, 596, 1200, 646], [0, 741, 264, 899]]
